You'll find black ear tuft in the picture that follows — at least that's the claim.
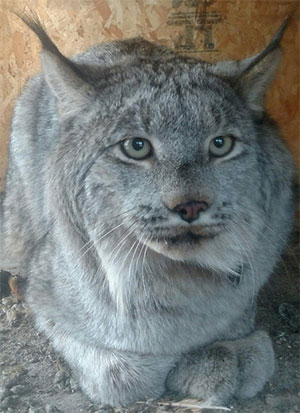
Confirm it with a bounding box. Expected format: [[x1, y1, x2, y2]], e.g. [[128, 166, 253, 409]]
[[242, 14, 291, 74], [8, 8, 95, 119], [210, 15, 292, 113], [9, 9, 60, 55]]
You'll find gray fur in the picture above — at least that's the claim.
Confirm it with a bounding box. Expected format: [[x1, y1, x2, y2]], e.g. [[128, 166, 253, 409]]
[[1, 16, 294, 407]]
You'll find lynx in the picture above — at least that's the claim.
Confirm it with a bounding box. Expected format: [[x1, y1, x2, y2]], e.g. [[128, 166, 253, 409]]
[[1, 14, 294, 407]]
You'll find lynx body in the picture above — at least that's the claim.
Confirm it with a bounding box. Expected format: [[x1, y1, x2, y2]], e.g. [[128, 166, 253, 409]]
[[1, 16, 294, 407]]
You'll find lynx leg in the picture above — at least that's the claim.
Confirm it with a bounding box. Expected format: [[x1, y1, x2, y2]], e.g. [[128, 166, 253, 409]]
[[48, 325, 175, 406], [166, 330, 274, 406]]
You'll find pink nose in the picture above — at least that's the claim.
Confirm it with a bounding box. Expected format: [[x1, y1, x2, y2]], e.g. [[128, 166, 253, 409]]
[[173, 200, 208, 223]]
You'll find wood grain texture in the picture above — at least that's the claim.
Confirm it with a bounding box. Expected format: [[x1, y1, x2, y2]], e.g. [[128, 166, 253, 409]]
[[0, 0, 299, 189]]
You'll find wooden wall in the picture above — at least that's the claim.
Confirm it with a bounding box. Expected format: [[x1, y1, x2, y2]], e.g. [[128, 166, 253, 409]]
[[0, 0, 299, 190]]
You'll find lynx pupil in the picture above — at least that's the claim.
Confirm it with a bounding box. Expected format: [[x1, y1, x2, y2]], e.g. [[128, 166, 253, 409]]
[[214, 137, 225, 148], [132, 138, 144, 151]]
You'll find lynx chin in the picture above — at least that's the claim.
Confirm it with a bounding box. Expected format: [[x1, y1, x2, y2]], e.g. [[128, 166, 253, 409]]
[[1, 13, 294, 408]]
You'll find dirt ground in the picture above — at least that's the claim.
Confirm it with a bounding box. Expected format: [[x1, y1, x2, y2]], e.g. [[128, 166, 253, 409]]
[[0, 229, 299, 413]]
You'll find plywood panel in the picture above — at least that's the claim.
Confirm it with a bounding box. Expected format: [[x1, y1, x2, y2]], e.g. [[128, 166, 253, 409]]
[[0, 0, 299, 189]]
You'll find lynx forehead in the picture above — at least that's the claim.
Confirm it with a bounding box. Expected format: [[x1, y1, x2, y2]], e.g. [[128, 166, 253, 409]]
[[1, 12, 294, 408]]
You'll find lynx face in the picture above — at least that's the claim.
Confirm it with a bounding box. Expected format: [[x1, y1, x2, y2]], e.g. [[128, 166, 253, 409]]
[[77, 64, 264, 276]]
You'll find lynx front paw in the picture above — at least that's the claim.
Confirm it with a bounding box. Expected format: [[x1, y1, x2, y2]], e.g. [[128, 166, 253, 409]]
[[166, 330, 274, 406], [235, 330, 275, 399], [167, 342, 239, 405]]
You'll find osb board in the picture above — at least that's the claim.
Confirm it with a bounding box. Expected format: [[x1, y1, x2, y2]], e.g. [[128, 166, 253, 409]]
[[0, 0, 299, 190]]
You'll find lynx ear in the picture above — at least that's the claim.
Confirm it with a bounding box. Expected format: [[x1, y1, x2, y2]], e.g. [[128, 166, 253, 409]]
[[234, 49, 281, 113], [13, 12, 94, 119], [211, 17, 290, 113], [40, 50, 94, 119]]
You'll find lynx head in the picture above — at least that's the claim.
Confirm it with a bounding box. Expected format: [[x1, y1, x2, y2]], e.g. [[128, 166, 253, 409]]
[[18, 14, 293, 285]]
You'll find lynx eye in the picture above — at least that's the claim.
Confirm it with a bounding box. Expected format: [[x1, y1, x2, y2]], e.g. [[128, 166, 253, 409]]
[[209, 135, 234, 157], [120, 138, 152, 160]]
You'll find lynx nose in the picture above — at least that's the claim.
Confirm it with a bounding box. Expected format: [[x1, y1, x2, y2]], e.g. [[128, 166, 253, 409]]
[[173, 200, 208, 223]]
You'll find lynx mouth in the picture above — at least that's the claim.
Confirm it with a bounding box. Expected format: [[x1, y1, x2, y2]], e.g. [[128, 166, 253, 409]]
[[153, 231, 217, 246], [144, 225, 224, 259]]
